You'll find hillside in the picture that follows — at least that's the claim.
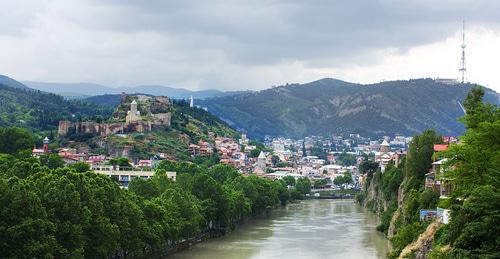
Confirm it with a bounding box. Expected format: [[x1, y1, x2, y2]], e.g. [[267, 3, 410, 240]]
[[0, 80, 113, 131], [199, 78, 499, 138], [61, 97, 238, 161], [22, 80, 248, 99]]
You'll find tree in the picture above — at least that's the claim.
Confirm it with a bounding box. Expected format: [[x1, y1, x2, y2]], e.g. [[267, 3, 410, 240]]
[[359, 160, 379, 177], [108, 158, 131, 168], [0, 127, 34, 154], [404, 129, 441, 190], [313, 178, 327, 189], [208, 164, 239, 184], [39, 154, 65, 169], [69, 162, 90, 173], [443, 102, 499, 197], [282, 175, 296, 187], [336, 152, 356, 166], [295, 177, 311, 195], [333, 172, 353, 188], [271, 155, 280, 166], [0, 177, 57, 258], [343, 171, 353, 185], [446, 186, 500, 257], [461, 85, 497, 129]]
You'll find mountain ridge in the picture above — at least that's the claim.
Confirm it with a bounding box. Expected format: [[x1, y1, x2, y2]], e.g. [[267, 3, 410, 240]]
[[22, 80, 249, 99], [198, 78, 499, 138]]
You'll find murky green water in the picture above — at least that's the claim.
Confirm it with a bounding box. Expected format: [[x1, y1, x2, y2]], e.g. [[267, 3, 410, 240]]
[[171, 200, 389, 259]]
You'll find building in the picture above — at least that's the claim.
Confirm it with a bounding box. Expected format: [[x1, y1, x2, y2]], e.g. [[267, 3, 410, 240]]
[[425, 144, 452, 198], [91, 165, 176, 188], [32, 137, 50, 157], [125, 100, 141, 123], [58, 94, 172, 137], [257, 151, 267, 169]]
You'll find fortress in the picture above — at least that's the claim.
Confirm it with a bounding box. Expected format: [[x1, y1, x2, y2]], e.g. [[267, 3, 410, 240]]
[[58, 93, 172, 137]]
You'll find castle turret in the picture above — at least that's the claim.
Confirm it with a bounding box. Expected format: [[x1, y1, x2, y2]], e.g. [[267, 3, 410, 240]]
[[126, 100, 141, 123]]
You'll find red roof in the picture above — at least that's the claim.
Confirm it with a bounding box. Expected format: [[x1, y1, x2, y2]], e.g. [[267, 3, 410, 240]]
[[433, 144, 448, 152]]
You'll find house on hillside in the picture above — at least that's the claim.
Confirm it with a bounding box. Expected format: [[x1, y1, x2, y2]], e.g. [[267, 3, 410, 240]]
[[425, 144, 453, 198]]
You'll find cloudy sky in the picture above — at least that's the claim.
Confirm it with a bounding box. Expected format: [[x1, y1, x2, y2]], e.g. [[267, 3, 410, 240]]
[[1, 0, 500, 92]]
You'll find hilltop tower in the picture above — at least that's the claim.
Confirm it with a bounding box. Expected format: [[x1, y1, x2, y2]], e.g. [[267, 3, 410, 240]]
[[458, 20, 467, 84], [190, 96, 194, 108], [126, 100, 141, 123]]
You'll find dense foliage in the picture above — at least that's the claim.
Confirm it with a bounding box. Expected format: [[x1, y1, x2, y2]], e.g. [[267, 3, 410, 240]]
[[0, 83, 112, 131], [0, 130, 305, 257], [430, 86, 500, 258], [360, 86, 499, 258]]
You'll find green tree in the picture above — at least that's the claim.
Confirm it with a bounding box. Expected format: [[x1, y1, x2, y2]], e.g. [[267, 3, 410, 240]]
[[282, 175, 296, 187], [461, 85, 497, 129], [404, 129, 441, 190], [313, 178, 327, 188], [208, 164, 239, 184], [0, 127, 34, 154], [39, 154, 65, 169], [0, 177, 57, 258], [69, 162, 90, 173], [446, 186, 499, 257], [336, 152, 356, 166], [295, 177, 311, 195], [271, 155, 280, 166], [108, 157, 131, 168]]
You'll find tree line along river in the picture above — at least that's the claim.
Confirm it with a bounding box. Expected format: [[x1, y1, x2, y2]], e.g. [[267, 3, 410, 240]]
[[171, 199, 389, 259]]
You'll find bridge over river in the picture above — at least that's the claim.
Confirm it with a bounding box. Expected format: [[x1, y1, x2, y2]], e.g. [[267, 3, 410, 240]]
[[171, 199, 389, 259]]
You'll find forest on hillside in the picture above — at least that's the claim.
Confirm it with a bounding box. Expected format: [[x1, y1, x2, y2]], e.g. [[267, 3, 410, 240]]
[[0, 83, 112, 131]]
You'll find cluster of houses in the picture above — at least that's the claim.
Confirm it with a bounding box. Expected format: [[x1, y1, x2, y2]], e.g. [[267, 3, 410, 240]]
[[32, 137, 176, 188], [33, 137, 160, 169], [419, 137, 459, 224]]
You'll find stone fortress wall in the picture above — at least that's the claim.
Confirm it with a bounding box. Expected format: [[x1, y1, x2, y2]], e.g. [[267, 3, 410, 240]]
[[58, 93, 172, 137]]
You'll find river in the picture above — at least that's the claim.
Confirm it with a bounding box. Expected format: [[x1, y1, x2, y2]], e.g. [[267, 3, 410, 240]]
[[171, 199, 389, 259]]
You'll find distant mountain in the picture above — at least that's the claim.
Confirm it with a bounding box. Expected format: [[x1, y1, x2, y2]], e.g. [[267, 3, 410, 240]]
[[0, 78, 112, 131], [199, 78, 499, 138], [84, 94, 123, 107], [0, 75, 31, 90], [22, 80, 248, 99]]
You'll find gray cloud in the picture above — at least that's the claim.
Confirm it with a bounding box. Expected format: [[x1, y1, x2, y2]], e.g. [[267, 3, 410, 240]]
[[1, 0, 499, 90]]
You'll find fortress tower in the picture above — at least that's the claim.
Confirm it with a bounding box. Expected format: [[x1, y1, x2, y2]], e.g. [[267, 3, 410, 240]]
[[126, 100, 141, 123]]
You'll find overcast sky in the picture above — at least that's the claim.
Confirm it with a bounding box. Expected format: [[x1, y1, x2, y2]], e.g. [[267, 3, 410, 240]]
[[1, 0, 500, 92]]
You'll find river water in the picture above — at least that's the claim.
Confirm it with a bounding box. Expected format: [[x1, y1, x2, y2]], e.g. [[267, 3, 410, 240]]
[[171, 199, 389, 259]]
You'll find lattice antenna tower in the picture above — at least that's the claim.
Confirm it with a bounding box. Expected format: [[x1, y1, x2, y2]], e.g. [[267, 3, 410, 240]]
[[459, 19, 467, 83]]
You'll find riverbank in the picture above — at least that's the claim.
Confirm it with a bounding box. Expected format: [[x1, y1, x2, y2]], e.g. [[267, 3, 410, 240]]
[[145, 208, 279, 258]]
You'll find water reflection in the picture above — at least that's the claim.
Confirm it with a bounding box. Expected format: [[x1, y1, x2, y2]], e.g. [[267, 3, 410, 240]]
[[171, 200, 389, 259]]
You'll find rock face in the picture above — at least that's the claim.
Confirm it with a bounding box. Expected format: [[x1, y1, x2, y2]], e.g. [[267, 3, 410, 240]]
[[58, 93, 172, 137], [399, 222, 441, 259]]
